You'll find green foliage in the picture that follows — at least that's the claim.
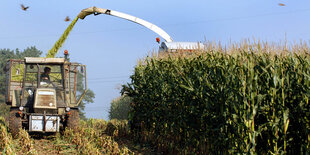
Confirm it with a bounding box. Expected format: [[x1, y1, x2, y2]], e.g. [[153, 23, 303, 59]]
[[75, 66, 95, 120], [78, 89, 95, 120], [109, 95, 132, 120], [123, 46, 310, 154], [0, 95, 9, 119]]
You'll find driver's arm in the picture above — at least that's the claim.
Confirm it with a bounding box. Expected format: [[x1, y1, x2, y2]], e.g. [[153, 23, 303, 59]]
[[40, 74, 57, 88]]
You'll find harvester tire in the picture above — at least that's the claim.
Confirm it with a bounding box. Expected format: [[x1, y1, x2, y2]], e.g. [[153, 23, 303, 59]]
[[66, 109, 79, 132], [9, 109, 22, 138]]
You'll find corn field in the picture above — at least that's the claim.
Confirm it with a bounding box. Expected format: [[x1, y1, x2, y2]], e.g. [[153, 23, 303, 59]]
[[123, 41, 310, 154]]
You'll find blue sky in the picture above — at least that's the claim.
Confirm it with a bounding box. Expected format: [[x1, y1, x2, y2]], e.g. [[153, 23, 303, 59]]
[[1, 0, 310, 120]]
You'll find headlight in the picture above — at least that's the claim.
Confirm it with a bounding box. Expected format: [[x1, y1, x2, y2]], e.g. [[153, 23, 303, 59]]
[[19, 106, 24, 111], [65, 107, 71, 112]]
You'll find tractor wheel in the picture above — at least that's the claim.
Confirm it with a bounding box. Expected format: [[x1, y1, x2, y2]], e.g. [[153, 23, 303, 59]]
[[66, 109, 79, 132], [9, 109, 22, 138]]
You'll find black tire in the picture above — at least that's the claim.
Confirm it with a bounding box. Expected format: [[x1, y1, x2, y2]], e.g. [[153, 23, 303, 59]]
[[9, 109, 22, 138], [66, 109, 79, 132]]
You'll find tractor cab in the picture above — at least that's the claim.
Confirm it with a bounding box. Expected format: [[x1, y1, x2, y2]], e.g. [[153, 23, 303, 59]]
[[5, 57, 87, 135]]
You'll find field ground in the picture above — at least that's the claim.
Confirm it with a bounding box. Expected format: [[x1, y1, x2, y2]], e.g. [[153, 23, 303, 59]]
[[0, 118, 162, 155], [30, 135, 158, 154]]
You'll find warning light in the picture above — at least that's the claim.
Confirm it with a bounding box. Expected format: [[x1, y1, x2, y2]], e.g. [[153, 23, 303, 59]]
[[156, 37, 160, 43], [68, 112, 71, 115], [64, 50, 68, 55]]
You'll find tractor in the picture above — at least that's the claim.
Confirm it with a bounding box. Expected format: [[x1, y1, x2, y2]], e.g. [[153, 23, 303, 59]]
[[4, 52, 87, 137]]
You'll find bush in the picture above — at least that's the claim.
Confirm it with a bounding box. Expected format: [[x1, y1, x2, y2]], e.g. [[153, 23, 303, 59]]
[[109, 95, 132, 120]]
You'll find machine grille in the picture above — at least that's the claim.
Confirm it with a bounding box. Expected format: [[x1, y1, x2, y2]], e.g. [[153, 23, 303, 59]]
[[35, 89, 56, 109], [37, 94, 54, 107]]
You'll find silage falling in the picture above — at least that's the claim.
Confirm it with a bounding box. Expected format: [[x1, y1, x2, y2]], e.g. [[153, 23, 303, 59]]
[[46, 17, 79, 58]]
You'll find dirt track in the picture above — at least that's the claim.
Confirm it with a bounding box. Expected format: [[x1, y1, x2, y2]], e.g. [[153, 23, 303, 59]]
[[33, 138, 60, 154]]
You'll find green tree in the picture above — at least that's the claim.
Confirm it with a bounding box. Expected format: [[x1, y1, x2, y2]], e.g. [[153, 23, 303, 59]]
[[109, 95, 132, 120], [76, 70, 95, 120], [78, 89, 95, 120]]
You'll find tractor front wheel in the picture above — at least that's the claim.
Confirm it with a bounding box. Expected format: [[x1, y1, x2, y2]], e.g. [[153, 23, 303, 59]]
[[9, 109, 22, 138]]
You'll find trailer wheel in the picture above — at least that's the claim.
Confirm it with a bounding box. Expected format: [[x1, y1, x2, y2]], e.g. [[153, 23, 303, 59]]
[[9, 109, 22, 138], [66, 109, 79, 132]]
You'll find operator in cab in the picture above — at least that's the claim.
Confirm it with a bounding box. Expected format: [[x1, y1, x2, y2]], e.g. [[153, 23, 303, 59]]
[[40, 67, 56, 88], [41, 67, 51, 82]]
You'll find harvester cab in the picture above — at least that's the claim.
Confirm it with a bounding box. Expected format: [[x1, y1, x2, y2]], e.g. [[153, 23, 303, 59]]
[[4, 56, 87, 137]]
